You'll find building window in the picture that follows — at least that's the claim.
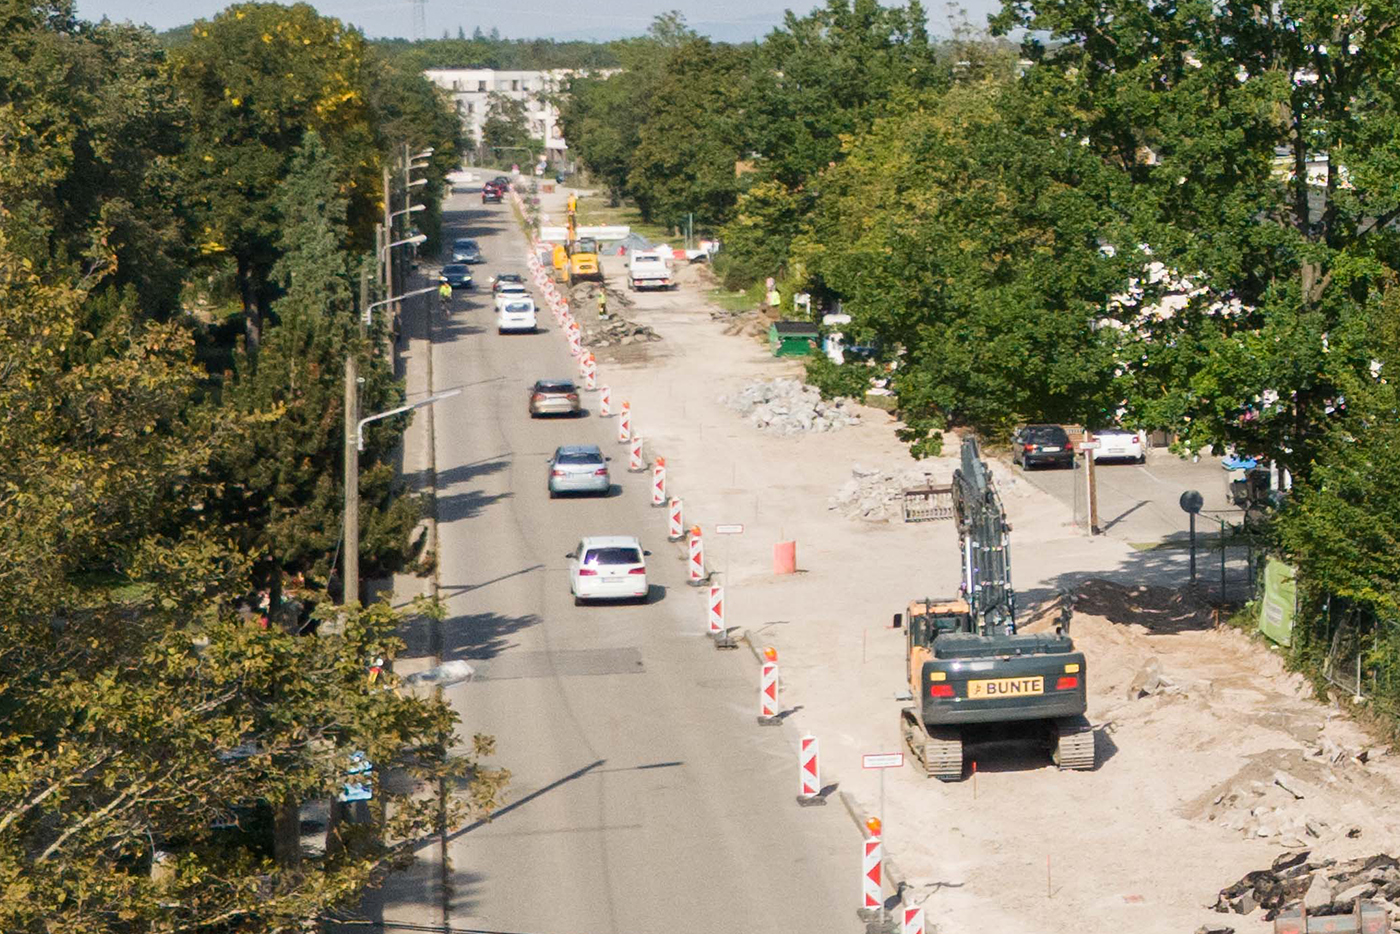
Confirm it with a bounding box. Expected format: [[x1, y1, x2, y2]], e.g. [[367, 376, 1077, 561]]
[[477, 80, 487, 92], [511, 79, 519, 91]]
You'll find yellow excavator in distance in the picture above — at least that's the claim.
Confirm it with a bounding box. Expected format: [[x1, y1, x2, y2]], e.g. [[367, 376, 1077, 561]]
[[552, 194, 603, 286]]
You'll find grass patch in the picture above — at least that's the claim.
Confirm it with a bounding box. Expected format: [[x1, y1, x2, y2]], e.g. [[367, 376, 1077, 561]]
[[709, 287, 758, 314], [573, 194, 671, 243]]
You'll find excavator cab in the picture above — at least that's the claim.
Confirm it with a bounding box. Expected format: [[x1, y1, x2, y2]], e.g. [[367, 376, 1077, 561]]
[[901, 599, 971, 697]]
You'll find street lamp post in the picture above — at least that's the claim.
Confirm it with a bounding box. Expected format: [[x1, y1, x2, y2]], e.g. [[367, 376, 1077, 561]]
[[361, 285, 438, 327], [342, 387, 462, 606]]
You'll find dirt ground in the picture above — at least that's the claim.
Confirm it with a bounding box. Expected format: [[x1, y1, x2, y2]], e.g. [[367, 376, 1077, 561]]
[[540, 187, 1400, 933]]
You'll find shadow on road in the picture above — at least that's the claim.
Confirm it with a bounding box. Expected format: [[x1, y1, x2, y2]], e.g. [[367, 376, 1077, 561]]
[[437, 488, 513, 523], [442, 608, 540, 661]]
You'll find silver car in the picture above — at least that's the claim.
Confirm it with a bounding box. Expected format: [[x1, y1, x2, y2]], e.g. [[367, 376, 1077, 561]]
[[548, 445, 611, 498]]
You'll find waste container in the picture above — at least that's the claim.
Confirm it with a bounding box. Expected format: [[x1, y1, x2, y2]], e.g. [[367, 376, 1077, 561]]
[[769, 321, 819, 357]]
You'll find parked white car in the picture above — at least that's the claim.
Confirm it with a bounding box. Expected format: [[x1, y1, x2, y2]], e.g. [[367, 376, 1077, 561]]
[[497, 297, 538, 334], [566, 535, 649, 605], [1089, 428, 1146, 464]]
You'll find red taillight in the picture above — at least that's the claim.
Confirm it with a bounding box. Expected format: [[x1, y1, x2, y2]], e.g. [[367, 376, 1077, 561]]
[[532, 393, 545, 402], [578, 568, 597, 576], [594, 467, 608, 476], [1131, 435, 1140, 444], [551, 469, 565, 477], [929, 684, 955, 698], [566, 393, 579, 401], [1024, 443, 1035, 451], [1055, 676, 1080, 691], [628, 566, 646, 575]]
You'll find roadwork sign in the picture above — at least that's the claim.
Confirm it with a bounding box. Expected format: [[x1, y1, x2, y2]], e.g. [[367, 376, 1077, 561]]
[[861, 753, 904, 770], [715, 523, 745, 534]]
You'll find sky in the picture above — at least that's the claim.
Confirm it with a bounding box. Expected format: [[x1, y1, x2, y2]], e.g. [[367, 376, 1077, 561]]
[[73, 0, 1005, 42]]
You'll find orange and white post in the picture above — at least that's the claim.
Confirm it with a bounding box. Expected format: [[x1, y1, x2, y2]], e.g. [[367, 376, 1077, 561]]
[[599, 386, 612, 417], [706, 584, 723, 635], [617, 402, 632, 443], [668, 498, 684, 541], [686, 525, 705, 585], [627, 436, 646, 472], [651, 456, 667, 507], [902, 907, 925, 934], [584, 354, 598, 391], [862, 819, 883, 916], [758, 645, 780, 725], [798, 734, 824, 806]]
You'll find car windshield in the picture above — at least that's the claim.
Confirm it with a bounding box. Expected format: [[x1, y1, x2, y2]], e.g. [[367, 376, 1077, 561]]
[[1025, 426, 1069, 443], [443, 265, 468, 275], [497, 275, 521, 283], [556, 451, 602, 465], [584, 547, 642, 566], [454, 240, 477, 249], [575, 238, 598, 253], [537, 382, 574, 393], [504, 301, 532, 313], [499, 284, 527, 294]]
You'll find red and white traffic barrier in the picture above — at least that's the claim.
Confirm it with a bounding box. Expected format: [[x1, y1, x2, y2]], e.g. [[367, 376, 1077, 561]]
[[584, 358, 597, 391], [759, 647, 780, 724], [569, 333, 582, 358], [617, 402, 632, 443], [668, 498, 684, 541], [901, 907, 924, 934], [577, 351, 589, 377], [599, 386, 612, 417], [798, 734, 821, 802], [651, 456, 666, 507], [862, 833, 883, 913], [628, 436, 646, 472], [687, 525, 705, 585], [706, 583, 723, 634]]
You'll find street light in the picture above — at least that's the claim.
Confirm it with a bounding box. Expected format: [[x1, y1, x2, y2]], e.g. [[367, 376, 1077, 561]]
[[361, 285, 439, 326], [406, 177, 428, 189], [411, 147, 435, 160], [358, 389, 461, 451], [342, 387, 463, 606], [380, 233, 427, 259], [391, 203, 426, 220]]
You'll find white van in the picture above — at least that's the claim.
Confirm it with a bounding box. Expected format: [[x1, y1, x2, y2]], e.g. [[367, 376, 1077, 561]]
[[627, 250, 673, 291], [497, 297, 538, 334]]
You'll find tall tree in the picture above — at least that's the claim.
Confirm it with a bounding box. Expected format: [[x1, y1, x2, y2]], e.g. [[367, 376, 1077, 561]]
[[627, 39, 750, 228], [479, 91, 538, 164], [0, 0, 190, 315], [206, 131, 423, 603], [172, 2, 380, 353], [992, 0, 1400, 481]]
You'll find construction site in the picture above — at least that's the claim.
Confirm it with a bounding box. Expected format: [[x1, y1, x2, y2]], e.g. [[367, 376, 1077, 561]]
[[524, 181, 1400, 934]]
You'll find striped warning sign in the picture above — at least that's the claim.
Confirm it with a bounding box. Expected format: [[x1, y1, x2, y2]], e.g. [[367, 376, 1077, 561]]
[[799, 734, 819, 798], [902, 907, 924, 934], [862, 837, 882, 910]]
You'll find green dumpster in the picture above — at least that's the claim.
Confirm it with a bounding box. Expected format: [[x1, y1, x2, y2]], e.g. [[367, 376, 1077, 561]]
[[769, 321, 819, 357]]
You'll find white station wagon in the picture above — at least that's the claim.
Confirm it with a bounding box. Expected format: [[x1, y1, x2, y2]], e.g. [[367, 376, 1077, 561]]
[[567, 535, 649, 606], [496, 296, 538, 334]]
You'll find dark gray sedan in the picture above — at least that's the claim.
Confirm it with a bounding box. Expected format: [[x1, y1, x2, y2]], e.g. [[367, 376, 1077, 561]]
[[452, 238, 484, 264], [548, 445, 610, 497]]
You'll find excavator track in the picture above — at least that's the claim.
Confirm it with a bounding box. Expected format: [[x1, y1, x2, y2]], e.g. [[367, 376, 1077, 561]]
[[1052, 715, 1096, 771], [901, 708, 964, 781]]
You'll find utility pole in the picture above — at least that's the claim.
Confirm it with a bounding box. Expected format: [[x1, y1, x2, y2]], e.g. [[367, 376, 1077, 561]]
[[382, 165, 394, 330], [343, 269, 369, 608], [1085, 429, 1101, 535]]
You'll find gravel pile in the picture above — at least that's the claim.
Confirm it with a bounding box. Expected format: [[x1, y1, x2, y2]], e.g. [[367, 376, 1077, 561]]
[[827, 464, 950, 522], [722, 378, 860, 435]]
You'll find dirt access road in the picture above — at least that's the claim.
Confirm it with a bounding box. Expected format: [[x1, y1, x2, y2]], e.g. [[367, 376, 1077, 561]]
[[537, 183, 1400, 934]]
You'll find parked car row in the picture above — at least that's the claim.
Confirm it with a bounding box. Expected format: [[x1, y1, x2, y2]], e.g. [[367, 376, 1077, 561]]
[[1012, 424, 1146, 469]]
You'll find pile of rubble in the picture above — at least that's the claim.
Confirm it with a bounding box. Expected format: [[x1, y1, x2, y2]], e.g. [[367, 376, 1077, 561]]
[[722, 378, 860, 435], [569, 280, 633, 310], [1198, 765, 1355, 847], [582, 317, 662, 347], [827, 464, 950, 522], [1213, 851, 1400, 922]]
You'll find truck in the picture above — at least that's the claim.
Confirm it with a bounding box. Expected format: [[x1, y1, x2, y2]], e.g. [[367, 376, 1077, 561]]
[[897, 437, 1095, 780], [626, 249, 673, 291]]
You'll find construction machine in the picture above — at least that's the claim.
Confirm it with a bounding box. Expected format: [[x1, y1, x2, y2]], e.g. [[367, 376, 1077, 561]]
[[898, 437, 1095, 781], [555, 199, 602, 286]]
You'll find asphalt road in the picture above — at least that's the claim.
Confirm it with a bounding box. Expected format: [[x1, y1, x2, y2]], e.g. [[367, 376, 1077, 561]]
[[427, 189, 863, 934], [1012, 450, 1243, 544]]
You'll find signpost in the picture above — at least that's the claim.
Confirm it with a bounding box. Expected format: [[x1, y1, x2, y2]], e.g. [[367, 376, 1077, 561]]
[[862, 752, 904, 867], [1179, 490, 1204, 583]]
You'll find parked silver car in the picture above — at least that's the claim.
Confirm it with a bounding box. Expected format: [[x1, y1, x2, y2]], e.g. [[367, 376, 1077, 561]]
[[548, 445, 611, 498]]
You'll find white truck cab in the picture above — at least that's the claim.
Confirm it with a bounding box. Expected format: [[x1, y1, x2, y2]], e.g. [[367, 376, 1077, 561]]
[[626, 249, 673, 291]]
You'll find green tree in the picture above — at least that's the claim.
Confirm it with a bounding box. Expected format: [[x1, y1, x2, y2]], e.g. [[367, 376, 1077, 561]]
[[797, 81, 1126, 452], [479, 91, 538, 164], [172, 2, 380, 353], [627, 39, 750, 228], [992, 0, 1400, 482], [0, 0, 190, 314], [206, 131, 423, 603]]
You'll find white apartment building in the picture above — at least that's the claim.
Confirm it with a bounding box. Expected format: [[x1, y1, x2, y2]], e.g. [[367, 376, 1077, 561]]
[[423, 68, 580, 166]]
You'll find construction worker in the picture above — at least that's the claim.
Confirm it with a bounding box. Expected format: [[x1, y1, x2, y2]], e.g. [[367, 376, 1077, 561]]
[[567, 191, 578, 215], [597, 289, 609, 319], [438, 278, 452, 313]]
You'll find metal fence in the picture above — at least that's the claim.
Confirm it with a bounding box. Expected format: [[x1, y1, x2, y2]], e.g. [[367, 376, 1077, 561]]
[[1321, 599, 1400, 715]]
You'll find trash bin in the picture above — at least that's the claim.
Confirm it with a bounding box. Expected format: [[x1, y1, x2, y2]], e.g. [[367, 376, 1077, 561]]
[[769, 321, 820, 357]]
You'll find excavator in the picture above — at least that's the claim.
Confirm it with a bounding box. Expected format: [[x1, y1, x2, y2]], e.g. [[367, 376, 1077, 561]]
[[552, 193, 602, 286], [897, 437, 1095, 781]]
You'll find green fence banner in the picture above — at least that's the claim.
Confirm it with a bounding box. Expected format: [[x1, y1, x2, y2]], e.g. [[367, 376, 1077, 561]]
[[1258, 557, 1298, 646]]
